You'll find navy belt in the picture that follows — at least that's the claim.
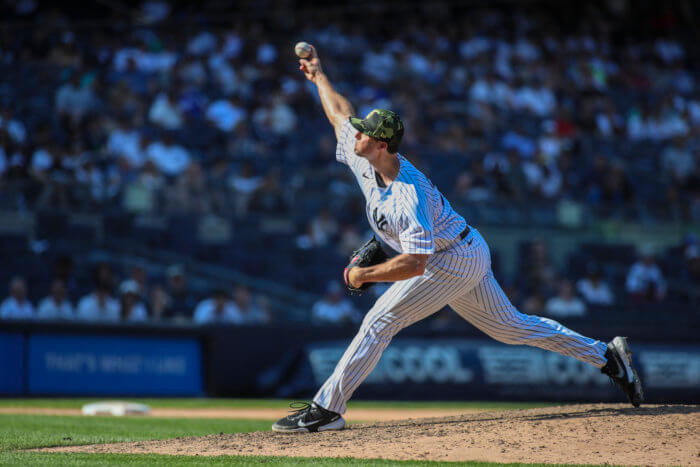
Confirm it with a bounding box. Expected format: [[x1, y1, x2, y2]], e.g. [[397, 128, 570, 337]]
[[437, 225, 472, 252]]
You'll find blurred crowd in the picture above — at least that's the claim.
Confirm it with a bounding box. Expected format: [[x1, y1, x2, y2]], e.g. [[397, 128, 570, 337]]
[[2, 231, 699, 325], [0, 1, 699, 323], [515, 236, 700, 318], [1, 1, 698, 220], [0, 260, 273, 324]]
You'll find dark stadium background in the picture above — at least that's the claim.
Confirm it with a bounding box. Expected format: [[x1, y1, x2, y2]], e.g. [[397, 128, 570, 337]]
[[0, 0, 697, 402]]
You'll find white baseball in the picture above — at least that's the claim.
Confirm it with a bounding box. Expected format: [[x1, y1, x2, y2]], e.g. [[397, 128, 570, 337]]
[[294, 41, 312, 59]]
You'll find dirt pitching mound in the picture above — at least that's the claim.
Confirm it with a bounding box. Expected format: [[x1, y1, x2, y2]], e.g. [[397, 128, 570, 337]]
[[43, 404, 699, 465]]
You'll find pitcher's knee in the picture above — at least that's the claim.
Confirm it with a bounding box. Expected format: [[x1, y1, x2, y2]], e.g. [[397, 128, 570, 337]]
[[486, 310, 534, 345], [488, 330, 526, 345]]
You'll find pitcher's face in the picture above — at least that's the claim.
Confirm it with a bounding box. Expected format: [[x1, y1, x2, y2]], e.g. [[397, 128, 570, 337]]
[[354, 131, 385, 159]]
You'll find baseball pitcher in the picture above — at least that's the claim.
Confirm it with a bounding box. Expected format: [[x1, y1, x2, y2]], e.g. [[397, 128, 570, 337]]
[[272, 44, 643, 433]]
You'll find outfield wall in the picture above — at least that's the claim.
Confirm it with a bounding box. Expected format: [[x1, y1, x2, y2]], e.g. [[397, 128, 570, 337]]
[[1, 320, 698, 403]]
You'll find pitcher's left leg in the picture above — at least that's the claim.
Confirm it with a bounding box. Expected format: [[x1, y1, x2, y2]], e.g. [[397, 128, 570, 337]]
[[314, 273, 470, 415], [449, 271, 607, 367]]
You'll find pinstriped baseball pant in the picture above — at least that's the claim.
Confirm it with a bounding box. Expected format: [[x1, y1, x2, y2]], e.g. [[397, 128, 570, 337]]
[[314, 229, 609, 414]]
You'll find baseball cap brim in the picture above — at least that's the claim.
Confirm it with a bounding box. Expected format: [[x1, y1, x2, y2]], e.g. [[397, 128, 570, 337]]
[[349, 116, 372, 135]]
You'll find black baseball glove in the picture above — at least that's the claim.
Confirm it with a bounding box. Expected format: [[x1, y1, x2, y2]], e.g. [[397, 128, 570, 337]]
[[343, 236, 388, 294]]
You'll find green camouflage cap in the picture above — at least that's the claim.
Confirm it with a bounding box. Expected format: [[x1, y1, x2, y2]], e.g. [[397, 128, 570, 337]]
[[349, 109, 404, 153]]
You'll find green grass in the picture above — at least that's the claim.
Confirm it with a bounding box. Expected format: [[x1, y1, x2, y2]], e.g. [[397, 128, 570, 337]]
[[0, 414, 270, 451], [0, 453, 603, 466], [0, 398, 555, 411]]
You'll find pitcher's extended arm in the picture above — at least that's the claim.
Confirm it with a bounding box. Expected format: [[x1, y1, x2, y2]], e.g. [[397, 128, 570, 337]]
[[299, 45, 355, 138]]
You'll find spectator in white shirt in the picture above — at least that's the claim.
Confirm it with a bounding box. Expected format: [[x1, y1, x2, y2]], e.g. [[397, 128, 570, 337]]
[[232, 285, 270, 325], [37, 279, 73, 319], [0, 276, 34, 320], [296, 207, 339, 250], [187, 31, 218, 56], [228, 161, 262, 215], [576, 263, 615, 306], [522, 157, 562, 199], [310, 208, 339, 247], [146, 133, 191, 176], [544, 280, 587, 318], [118, 280, 148, 322], [31, 146, 54, 175], [512, 78, 556, 117], [212, 60, 240, 96], [106, 117, 144, 168], [75, 157, 111, 204], [626, 248, 667, 302], [113, 46, 176, 73], [469, 73, 512, 109], [148, 90, 184, 130], [0, 108, 26, 144], [311, 281, 360, 325], [537, 120, 563, 163], [251, 95, 297, 136], [654, 38, 684, 64], [128, 264, 149, 299], [55, 73, 96, 123], [661, 136, 695, 183], [206, 98, 246, 132], [501, 126, 536, 159], [193, 288, 242, 324], [76, 264, 120, 321], [77, 290, 120, 321]]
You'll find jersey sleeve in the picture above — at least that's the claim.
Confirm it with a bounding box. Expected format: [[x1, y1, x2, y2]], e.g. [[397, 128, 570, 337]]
[[335, 119, 361, 168], [398, 196, 435, 255]]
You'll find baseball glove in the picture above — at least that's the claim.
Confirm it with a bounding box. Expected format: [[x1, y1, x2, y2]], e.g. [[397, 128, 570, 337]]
[[343, 236, 388, 294]]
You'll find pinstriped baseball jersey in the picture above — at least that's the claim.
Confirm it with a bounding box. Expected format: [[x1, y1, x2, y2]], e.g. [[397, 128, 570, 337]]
[[336, 120, 466, 254]]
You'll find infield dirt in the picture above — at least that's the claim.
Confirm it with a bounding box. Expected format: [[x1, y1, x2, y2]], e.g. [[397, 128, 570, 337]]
[[41, 403, 699, 465]]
